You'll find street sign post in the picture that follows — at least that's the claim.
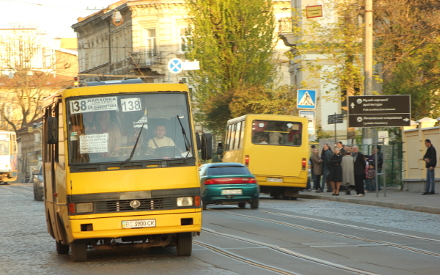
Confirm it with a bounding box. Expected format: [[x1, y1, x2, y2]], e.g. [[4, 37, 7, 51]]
[[328, 114, 343, 124], [348, 95, 411, 128]]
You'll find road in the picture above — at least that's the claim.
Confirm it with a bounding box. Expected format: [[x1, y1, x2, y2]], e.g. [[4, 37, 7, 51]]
[[1, 183, 439, 275]]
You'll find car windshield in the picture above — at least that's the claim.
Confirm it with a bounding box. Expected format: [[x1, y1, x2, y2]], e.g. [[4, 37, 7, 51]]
[[207, 166, 250, 176], [252, 120, 302, 146], [67, 93, 193, 164]]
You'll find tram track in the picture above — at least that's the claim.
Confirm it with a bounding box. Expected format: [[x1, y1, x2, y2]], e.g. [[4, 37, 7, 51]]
[[213, 210, 440, 258], [200, 227, 379, 275], [194, 240, 302, 275], [260, 210, 440, 243]]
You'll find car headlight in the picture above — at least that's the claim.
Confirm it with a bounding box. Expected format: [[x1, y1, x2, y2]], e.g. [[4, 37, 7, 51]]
[[177, 197, 193, 207], [76, 202, 93, 213]]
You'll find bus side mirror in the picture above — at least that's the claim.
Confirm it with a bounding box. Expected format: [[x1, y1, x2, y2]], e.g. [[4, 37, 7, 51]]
[[46, 117, 58, 144], [196, 132, 201, 150], [216, 143, 223, 156], [201, 133, 212, 160]]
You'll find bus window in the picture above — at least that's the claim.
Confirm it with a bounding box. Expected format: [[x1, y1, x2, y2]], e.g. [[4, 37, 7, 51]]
[[225, 124, 232, 151], [0, 140, 9, 155], [252, 120, 302, 146]]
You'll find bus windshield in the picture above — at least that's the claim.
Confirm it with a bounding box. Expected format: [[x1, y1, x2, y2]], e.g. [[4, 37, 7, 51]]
[[252, 120, 302, 146], [67, 92, 193, 164]]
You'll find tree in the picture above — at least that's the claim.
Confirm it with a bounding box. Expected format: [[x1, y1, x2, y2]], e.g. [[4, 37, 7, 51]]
[[374, 0, 440, 120], [0, 29, 75, 132], [184, 0, 281, 134], [288, 0, 364, 102]]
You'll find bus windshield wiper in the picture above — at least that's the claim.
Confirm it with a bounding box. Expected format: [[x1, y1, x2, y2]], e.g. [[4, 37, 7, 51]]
[[176, 115, 191, 159], [121, 123, 145, 166]]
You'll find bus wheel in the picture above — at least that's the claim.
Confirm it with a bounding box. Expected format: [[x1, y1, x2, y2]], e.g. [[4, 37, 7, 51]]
[[56, 241, 69, 255], [238, 202, 246, 209], [71, 240, 87, 262], [250, 199, 259, 209], [176, 233, 192, 256]]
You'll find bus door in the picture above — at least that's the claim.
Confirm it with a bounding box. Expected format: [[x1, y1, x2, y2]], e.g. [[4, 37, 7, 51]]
[[44, 102, 66, 243]]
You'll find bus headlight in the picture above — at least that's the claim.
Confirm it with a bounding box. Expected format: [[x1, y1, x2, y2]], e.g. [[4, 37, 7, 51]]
[[177, 197, 193, 207], [76, 203, 93, 213]]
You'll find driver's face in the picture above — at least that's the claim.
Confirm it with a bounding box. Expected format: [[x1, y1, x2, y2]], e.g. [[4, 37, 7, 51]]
[[155, 126, 166, 139]]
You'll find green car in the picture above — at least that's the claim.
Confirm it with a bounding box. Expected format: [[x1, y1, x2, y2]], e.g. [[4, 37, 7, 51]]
[[199, 162, 259, 210]]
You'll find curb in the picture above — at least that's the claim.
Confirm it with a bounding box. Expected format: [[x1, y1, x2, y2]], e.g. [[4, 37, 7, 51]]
[[298, 194, 440, 215]]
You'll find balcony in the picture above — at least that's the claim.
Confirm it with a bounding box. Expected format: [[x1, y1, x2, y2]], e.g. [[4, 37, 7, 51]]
[[130, 51, 164, 68]]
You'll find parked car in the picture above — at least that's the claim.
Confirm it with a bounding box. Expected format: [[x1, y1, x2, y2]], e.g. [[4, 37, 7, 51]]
[[199, 162, 259, 210], [33, 165, 43, 201]]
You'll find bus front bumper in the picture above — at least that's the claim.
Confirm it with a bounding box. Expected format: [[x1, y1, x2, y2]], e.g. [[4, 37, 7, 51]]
[[69, 212, 201, 240]]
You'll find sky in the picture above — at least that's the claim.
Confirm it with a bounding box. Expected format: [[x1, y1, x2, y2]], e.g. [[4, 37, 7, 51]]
[[0, 0, 114, 38]]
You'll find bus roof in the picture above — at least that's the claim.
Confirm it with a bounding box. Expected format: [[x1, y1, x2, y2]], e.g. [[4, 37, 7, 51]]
[[226, 114, 307, 125]]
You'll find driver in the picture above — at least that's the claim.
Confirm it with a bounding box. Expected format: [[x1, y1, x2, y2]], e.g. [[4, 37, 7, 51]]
[[146, 125, 176, 154]]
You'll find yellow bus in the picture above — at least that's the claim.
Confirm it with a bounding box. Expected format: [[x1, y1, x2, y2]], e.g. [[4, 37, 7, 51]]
[[221, 114, 309, 199], [42, 80, 211, 261]]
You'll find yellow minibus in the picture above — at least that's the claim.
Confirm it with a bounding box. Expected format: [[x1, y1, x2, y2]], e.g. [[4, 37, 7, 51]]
[[42, 80, 211, 261], [221, 114, 309, 199]]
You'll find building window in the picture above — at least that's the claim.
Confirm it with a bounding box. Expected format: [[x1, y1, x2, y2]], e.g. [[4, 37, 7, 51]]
[[180, 27, 190, 52]]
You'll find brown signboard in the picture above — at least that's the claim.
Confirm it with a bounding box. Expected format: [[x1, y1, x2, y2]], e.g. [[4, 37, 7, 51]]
[[348, 95, 411, 128]]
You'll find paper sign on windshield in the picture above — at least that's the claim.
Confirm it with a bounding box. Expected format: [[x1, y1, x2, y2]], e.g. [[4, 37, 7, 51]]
[[80, 134, 108, 154], [70, 97, 118, 114]]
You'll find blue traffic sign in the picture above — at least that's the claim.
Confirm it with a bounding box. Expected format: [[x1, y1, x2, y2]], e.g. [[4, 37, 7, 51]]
[[168, 58, 183, 74], [297, 89, 316, 109]]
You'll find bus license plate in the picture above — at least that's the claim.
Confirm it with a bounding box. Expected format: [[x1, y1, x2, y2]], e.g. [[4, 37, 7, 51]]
[[122, 219, 156, 229], [267, 178, 283, 182], [221, 189, 242, 195]]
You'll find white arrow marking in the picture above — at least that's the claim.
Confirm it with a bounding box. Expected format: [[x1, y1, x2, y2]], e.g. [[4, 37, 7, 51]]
[[403, 118, 409, 122], [350, 102, 355, 109]]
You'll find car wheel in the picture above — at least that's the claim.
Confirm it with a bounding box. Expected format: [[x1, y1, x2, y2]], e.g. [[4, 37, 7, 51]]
[[56, 240, 69, 255], [250, 199, 259, 209], [71, 240, 87, 262], [238, 202, 246, 209], [176, 233, 192, 256], [202, 201, 207, 210]]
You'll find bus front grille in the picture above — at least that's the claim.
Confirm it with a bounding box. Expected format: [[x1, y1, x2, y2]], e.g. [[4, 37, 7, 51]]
[[96, 198, 174, 213]]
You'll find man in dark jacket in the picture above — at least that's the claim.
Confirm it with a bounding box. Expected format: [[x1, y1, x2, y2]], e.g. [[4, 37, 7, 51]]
[[422, 139, 437, 195], [352, 145, 366, 197]]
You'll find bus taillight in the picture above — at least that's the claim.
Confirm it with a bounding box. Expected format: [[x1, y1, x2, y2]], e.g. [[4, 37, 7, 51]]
[[245, 155, 250, 166], [194, 196, 201, 207], [68, 203, 75, 214], [302, 158, 307, 170]]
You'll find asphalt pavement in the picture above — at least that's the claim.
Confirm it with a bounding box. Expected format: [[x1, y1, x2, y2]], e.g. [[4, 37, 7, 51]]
[[299, 186, 440, 215]]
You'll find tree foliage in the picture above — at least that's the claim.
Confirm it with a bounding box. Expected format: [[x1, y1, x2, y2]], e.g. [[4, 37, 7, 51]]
[[0, 30, 75, 132], [184, 0, 283, 134], [289, 0, 364, 102], [374, 0, 440, 120]]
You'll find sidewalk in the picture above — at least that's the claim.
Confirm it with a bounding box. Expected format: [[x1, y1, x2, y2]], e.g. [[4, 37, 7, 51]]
[[299, 187, 440, 215]]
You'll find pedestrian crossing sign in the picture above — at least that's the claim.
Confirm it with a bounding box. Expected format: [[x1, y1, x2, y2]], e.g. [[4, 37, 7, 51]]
[[297, 90, 316, 109]]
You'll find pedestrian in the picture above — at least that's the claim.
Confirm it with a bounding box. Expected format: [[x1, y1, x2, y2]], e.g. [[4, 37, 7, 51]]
[[308, 145, 316, 191], [422, 139, 437, 195], [341, 147, 355, 195], [321, 143, 333, 192], [310, 147, 323, 192], [368, 146, 383, 191], [365, 163, 376, 192], [336, 141, 346, 156], [327, 147, 343, 196], [25, 172, 30, 183], [352, 145, 366, 197]]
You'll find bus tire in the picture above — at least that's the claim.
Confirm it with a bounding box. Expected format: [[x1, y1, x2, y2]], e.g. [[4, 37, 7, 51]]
[[250, 199, 259, 209], [56, 241, 69, 255], [176, 233, 192, 256], [71, 240, 87, 262], [238, 202, 246, 209]]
